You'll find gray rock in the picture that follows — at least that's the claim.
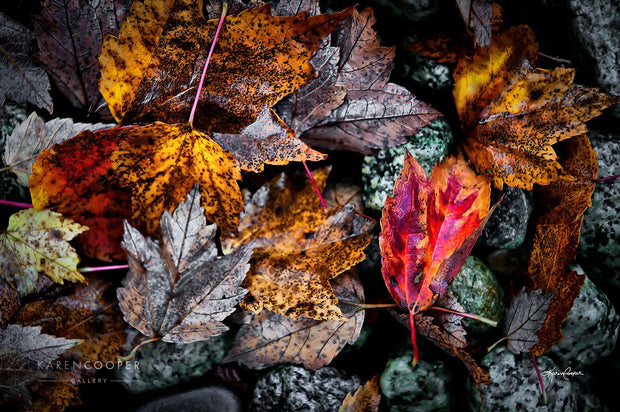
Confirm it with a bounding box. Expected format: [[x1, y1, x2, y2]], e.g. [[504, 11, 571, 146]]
[[549, 271, 619, 369], [361, 118, 453, 210], [402, 53, 452, 95], [569, 0, 620, 110], [380, 351, 452, 411], [468, 346, 578, 411], [0, 103, 29, 203], [117, 334, 232, 394], [448, 256, 505, 335], [578, 130, 620, 290], [251, 365, 360, 411], [480, 186, 534, 249], [136, 386, 242, 412]]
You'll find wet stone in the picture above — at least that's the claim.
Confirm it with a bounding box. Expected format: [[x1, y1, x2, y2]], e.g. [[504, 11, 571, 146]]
[[468, 346, 578, 411], [578, 130, 620, 291], [549, 270, 619, 369], [380, 350, 452, 411], [117, 334, 231, 394], [480, 186, 534, 249], [401, 53, 452, 95], [136, 385, 242, 412], [448, 256, 505, 335], [251, 365, 360, 411], [361, 118, 453, 210]]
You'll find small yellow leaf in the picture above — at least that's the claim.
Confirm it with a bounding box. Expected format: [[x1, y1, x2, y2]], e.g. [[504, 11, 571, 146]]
[[0, 209, 88, 294]]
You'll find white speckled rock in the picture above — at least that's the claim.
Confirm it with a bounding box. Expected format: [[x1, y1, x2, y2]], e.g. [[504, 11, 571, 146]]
[[448, 256, 505, 335], [380, 350, 453, 411], [361, 118, 453, 210], [549, 270, 619, 369], [117, 334, 231, 394], [578, 130, 620, 290], [468, 346, 577, 411], [480, 186, 534, 249], [252, 366, 360, 411]]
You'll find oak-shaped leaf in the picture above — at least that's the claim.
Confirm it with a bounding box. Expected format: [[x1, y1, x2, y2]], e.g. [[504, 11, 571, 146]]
[[0, 324, 80, 408], [453, 25, 619, 189], [298, 8, 440, 153], [503, 288, 553, 354], [224, 270, 364, 370], [0, 209, 88, 295], [222, 168, 374, 321], [117, 186, 253, 343], [212, 107, 325, 173], [339, 375, 381, 412], [380, 152, 491, 360], [99, 0, 352, 133], [34, 0, 131, 116], [0, 12, 52, 114], [110, 122, 243, 235], [4, 111, 113, 186], [30, 126, 134, 261]]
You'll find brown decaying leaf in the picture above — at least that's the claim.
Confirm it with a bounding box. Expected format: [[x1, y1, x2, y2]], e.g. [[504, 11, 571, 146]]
[[455, 0, 493, 47], [222, 168, 374, 321], [274, 0, 321, 17], [339, 375, 381, 412], [0, 279, 20, 328], [224, 270, 364, 370], [300, 8, 440, 153], [4, 111, 114, 186], [34, 0, 131, 115], [453, 25, 619, 190], [503, 288, 553, 354], [110, 122, 243, 235], [0, 12, 52, 114], [100, 0, 352, 133], [406, 34, 471, 64], [212, 107, 325, 173], [117, 186, 253, 343]]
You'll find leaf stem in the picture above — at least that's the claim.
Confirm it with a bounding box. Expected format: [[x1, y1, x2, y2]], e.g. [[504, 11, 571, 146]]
[[486, 336, 506, 352], [537, 51, 571, 65], [59, 302, 117, 337], [78, 264, 129, 273], [338, 300, 398, 309], [531, 352, 547, 405], [409, 312, 419, 367], [302, 161, 327, 210], [117, 337, 161, 362], [595, 173, 620, 183], [430, 306, 498, 327], [0, 199, 33, 208], [188, 2, 228, 126]]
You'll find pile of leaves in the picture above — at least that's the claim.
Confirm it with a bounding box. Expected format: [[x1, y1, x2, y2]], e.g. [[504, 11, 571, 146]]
[[0, 0, 618, 410]]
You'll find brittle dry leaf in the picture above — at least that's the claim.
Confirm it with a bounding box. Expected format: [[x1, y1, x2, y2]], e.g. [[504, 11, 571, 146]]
[[339, 375, 381, 412], [503, 288, 553, 354]]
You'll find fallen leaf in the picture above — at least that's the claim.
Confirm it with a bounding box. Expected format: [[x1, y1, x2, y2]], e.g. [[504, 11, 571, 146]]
[[0, 12, 52, 114], [100, 0, 352, 133], [30, 126, 134, 261], [117, 185, 253, 343], [503, 288, 554, 354], [453, 25, 619, 189], [431, 293, 468, 349], [224, 270, 364, 370], [274, 0, 321, 17], [300, 8, 440, 153], [455, 0, 493, 47], [110, 122, 243, 234], [222, 168, 374, 320], [34, 0, 131, 116], [0, 279, 20, 328], [3, 111, 113, 186], [0, 209, 88, 295], [406, 34, 471, 64], [212, 107, 325, 173], [339, 375, 381, 412]]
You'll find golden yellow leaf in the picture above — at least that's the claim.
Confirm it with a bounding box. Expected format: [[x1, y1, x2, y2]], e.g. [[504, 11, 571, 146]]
[[0, 209, 88, 295]]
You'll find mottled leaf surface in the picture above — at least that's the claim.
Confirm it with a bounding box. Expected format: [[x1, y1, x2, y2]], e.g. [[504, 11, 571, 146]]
[[503, 288, 553, 354], [0, 13, 52, 114], [117, 186, 253, 342], [224, 270, 364, 369], [30, 126, 133, 261], [110, 122, 243, 235], [34, 0, 131, 114], [212, 108, 324, 172], [0, 210, 87, 295], [222, 168, 374, 320], [453, 26, 619, 189], [4, 112, 113, 186], [339, 375, 381, 412], [455, 0, 493, 47]]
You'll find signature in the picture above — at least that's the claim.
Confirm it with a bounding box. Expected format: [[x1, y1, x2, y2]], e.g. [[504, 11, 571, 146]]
[[542, 367, 584, 380]]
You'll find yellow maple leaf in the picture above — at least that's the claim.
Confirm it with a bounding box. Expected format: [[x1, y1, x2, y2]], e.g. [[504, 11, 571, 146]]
[[0, 209, 88, 294]]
